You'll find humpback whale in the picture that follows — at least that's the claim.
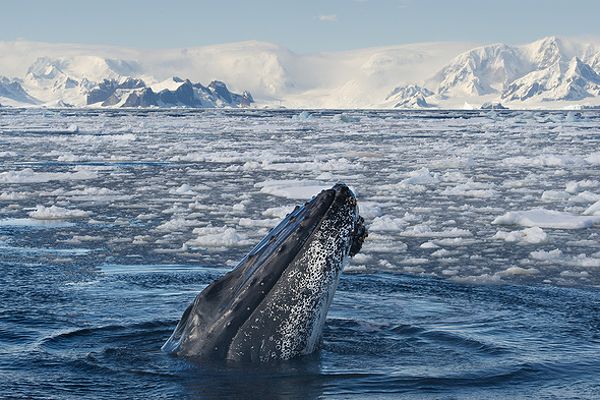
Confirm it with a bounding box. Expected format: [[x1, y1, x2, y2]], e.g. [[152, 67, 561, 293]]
[[162, 183, 367, 362]]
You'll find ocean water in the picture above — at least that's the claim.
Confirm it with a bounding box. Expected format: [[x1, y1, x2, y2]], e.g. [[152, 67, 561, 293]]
[[1, 108, 599, 399]]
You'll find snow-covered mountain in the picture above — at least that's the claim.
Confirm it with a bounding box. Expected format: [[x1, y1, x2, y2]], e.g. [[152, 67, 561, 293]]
[[1, 36, 600, 109], [384, 85, 435, 108], [417, 36, 600, 108], [0, 77, 38, 106], [21, 56, 142, 106], [428, 44, 528, 97], [0, 55, 254, 108], [89, 77, 253, 108]]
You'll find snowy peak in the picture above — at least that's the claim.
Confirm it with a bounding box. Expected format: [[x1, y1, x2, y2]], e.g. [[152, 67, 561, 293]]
[[526, 36, 564, 69], [588, 52, 600, 73], [431, 44, 527, 96], [26, 56, 140, 82], [150, 76, 186, 92], [566, 56, 600, 83], [86, 77, 147, 105], [6, 55, 253, 108], [426, 36, 600, 104], [92, 78, 254, 108], [502, 55, 600, 102], [0, 77, 38, 105], [22, 56, 142, 105], [385, 84, 434, 108], [558, 56, 600, 100]]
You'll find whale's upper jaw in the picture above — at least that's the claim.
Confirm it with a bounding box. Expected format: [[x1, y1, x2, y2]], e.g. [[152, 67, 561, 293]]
[[162, 183, 366, 361]]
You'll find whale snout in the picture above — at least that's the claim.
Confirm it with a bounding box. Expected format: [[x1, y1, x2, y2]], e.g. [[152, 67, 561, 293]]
[[313, 183, 367, 258]]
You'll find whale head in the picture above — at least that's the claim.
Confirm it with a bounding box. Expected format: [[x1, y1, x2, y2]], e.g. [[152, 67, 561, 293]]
[[162, 183, 367, 362]]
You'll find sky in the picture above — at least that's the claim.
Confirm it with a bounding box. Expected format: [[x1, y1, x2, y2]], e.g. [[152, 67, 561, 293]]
[[1, 0, 600, 52]]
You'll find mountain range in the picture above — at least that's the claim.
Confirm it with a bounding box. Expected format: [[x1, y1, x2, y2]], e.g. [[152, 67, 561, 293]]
[[1, 36, 600, 109], [0, 55, 252, 108]]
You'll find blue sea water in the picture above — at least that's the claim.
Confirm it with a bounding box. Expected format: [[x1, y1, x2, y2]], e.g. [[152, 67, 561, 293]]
[[1, 109, 600, 399]]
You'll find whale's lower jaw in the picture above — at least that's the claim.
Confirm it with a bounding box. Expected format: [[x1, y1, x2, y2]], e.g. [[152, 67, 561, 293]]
[[163, 183, 364, 362]]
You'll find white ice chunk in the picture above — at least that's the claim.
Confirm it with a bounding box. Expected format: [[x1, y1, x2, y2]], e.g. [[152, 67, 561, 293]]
[[585, 153, 600, 165], [186, 226, 251, 248], [433, 237, 477, 247], [495, 266, 539, 277], [560, 270, 589, 278], [232, 201, 247, 213], [357, 202, 382, 220], [442, 180, 496, 198], [565, 180, 599, 194], [255, 180, 330, 200], [28, 205, 89, 220], [502, 154, 586, 168], [401, 168, 440, 185], [492, 227, 547, 244], [170, 184, 196, 195], [334, 113, 360, 123], [0, 168, 97, 183], [530, 248, 563, 261], [569, 191, 600, 204], [369, 214, 413, 232], [291, 111, 312, 121], [540, 190, 570, 202], [0, 191, 30, 201], [262, 205, 294, 218], [493, 208, 600, 229], [584, 200, 600, 216], [399, 224, 472, 238], [238, 217, 279, 228], [156, 217, 200, 232]]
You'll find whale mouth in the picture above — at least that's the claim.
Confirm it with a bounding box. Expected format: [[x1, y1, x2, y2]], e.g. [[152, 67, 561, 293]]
[[162, 183, 366, 359]]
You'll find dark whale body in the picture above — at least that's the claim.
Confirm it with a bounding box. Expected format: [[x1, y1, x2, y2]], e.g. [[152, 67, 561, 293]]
[[162, 183, 367, 362]]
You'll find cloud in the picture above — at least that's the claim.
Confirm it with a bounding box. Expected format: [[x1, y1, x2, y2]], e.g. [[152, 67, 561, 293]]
[[318, 14, 338, 22]]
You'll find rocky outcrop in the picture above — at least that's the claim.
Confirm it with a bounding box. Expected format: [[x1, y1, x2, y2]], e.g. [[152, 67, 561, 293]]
[[93, 78, 253, 108]]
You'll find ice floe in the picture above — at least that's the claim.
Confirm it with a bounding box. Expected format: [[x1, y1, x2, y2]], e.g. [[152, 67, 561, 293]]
[[334, 113, 360, 123], [255, 180, 331, 200], [0, 191, 30, 201], [0, 168, 97, 183], [400, 168, 440, 185], [238, 217, 279, 228], [492, 227, 548, 244], [369, 214, 416, 232], [28, 205, 89, 220], [502, 154, 587, 168], [442, 180, 497, 198], [399, 224, 472, 238], [155, 217, 201, 232], [186, 226, 251, 249], [584, 200, 600, 216], [495, 266, 539, 277], [493, 208, 600, 229], [565, 180, 599, 194], [170, 184, 196, 195], [291, 111, 313, 121]]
